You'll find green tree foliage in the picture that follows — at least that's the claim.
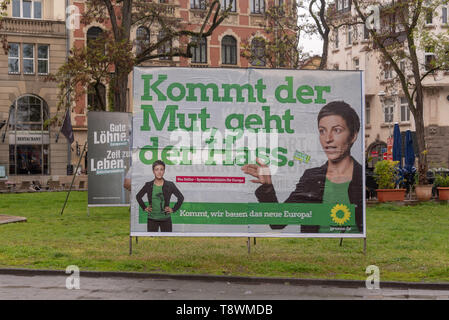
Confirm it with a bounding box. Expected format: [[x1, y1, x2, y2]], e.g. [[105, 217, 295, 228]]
[[352, 0, 449, 184]]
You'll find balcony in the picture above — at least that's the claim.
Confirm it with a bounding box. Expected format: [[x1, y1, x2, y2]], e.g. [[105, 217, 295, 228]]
[[1, 18, 67, 38]]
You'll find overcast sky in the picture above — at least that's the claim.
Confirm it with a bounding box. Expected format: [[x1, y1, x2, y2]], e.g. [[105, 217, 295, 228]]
[[297, 2, 324, 57], [300, 36, 324, 56]]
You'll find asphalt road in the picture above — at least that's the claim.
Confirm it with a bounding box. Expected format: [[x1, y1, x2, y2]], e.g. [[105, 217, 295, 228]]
[[1, 273, 449, 300]]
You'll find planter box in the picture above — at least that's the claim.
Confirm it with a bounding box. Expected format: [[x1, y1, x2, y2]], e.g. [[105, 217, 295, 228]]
[[376, 189, 406, 202], [437, 187, 449, 201]]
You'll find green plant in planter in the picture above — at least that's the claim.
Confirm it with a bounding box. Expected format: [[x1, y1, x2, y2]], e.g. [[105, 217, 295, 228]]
[[374, 160, 400, 189], [434, 174, 449, 187]]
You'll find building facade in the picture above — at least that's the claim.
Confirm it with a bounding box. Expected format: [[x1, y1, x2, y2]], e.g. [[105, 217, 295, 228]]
[[0, 0, 69, 183], [69, 0, 296, 173], [327, 1, 449, 169]]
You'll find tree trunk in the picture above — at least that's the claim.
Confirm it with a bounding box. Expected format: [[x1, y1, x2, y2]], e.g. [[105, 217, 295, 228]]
[[414, 98, 428, 185], [114, 73, 129, 112], [319, 33, 328, 70]]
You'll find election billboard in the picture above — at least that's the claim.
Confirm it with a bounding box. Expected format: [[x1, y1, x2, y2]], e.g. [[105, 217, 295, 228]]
[[88, 111, 132, 206], [131, 67, 365, 237]]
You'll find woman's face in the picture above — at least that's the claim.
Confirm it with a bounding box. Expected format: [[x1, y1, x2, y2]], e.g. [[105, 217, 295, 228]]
[[153, 164, 165, 179], [318, 115, 357, 163]]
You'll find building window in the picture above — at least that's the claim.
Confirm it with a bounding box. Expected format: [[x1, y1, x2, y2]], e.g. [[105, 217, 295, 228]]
[[400, 60, 406, 73], [191, 36, 207, 63], [221, 35, 237, 65], [251, 0, 265, 14], [136, 26, 150, 56], [363, 25, 370, 40], [221, 0, 236, 12], [383, 98, 394, 123], [425, 8, 433, 24], [353, 57, 359, 70], [366, 101, 370, 125], [334, 28, 339, 49], [424, 46, 436, 71], [384, 63, 393, 79], [346, 26, 353, 45], [337, 0, 351, 12], [443, 7, 448, 24], [37, 44, 49, 75], [277, 0, 284, 15], [250, 38, 266, 66], [12, 0, 42, 19], [400, 97, 411, 122], [191, 0, 206, 9], [87, 26, 104, 49], [8, 43, 20, 74], [158, 30, 172, 60], [8, 43, 48, 75], [23, 43, 34, 74], [336, 0, 341, 11], [8, 95, 50, 175]]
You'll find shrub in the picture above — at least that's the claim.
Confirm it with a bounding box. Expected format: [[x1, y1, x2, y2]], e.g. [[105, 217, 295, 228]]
[[434, 174, 449, 187], [374, 160, 400, 189]]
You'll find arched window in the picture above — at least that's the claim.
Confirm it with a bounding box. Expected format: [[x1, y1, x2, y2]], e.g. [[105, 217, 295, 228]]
[[191, 36, 207, 64], [250, 38, 266, 67], [8, 95, 50, 175], [367, 141, 388, 169], [136, 26, 150, 56], [87, 83, 106, 111], [221, 35, 237, 65]]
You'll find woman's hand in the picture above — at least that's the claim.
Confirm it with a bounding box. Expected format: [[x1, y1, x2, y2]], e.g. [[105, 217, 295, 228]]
[[241, 158, 272, 185], [164, 206, 173, 214], [145, 206, 152, 213]]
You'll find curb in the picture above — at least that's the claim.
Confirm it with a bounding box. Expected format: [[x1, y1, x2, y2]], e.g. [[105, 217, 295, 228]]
[[1, 268, 449, 291]]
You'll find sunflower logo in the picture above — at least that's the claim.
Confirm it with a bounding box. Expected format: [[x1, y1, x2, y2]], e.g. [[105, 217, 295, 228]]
[[330, 204, 351, 225]]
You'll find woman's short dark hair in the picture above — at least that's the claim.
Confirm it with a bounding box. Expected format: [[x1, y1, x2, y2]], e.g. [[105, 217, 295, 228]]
[[152, 160, 166, 170], [317, 101, 360, 139]]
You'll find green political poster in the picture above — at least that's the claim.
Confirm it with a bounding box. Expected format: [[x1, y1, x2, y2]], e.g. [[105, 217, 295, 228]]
[[130, 67, 365, 237]]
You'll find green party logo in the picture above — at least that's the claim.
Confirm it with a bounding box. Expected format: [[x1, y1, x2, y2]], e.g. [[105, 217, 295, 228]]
[[330, 204, 351, 226]]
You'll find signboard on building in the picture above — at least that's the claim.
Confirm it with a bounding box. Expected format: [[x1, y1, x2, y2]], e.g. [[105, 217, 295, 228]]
[[88, 111, 132, 206], [131, 67, 365, 238], [9, 132, 50, 145]]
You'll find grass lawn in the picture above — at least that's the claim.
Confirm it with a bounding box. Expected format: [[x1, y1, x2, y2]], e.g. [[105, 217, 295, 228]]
[[0, 191, 448, 283]]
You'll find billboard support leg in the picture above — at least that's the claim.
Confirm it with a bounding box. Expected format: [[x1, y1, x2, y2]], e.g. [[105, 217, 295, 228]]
[[363, 238, 367, 255], [339, 238, 343, 246], [254, 237, 256, 246], [129, 236, 132, 255], [136, 237, 138, 244], [247, 237, 251, 254], [60, 142, 87, 216]]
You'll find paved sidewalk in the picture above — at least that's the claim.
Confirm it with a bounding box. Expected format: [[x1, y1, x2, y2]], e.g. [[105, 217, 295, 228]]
[[0, 215, 27, 225], [1, 272, 449, 300]]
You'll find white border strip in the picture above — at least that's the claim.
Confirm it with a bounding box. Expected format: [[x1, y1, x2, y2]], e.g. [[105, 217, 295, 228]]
[[131, 232, 365, 238]]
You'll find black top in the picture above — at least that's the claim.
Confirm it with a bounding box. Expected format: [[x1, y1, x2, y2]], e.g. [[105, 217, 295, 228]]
[[255, 158, 363, 233], [136, 180, 184, 214]]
